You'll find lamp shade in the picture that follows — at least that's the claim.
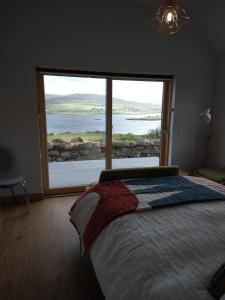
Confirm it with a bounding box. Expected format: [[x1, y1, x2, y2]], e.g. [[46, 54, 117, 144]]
[[152, 0, 191, 35], [198, 108, 211, 123]]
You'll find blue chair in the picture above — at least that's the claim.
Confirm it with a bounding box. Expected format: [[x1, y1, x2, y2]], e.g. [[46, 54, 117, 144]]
[[0, 147, 30, 212]]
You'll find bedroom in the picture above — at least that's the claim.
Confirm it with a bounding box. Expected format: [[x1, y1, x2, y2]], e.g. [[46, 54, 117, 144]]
[[1, 0, 225, 299]]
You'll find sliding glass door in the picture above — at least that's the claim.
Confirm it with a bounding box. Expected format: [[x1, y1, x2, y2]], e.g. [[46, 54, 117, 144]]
[[37, 71, 173, 195], [40, 75, 107, 190], [112, 79, 163, 169]]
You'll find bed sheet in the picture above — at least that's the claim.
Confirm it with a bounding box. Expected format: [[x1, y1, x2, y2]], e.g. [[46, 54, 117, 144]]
[[90, 200, 225, 300]]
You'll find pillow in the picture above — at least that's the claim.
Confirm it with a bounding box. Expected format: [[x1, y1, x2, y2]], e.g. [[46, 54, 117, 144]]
[[70, 192, 100, 254], [198, 168, 225, 183], [208, 262, 225, 299]]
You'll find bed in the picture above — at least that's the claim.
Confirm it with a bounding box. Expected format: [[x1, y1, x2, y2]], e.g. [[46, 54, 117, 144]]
[[70, 166, 225, 300]]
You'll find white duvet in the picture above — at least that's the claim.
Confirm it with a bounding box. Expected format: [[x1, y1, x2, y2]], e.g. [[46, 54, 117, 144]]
[[90, 200, 225, 300]]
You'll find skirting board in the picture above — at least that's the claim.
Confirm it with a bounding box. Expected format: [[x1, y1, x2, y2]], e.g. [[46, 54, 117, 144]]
[[0, 193, 44, 205]]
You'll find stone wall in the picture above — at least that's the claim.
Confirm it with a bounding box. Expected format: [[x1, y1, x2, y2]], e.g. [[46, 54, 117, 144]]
[[48, 139, 160, 162]]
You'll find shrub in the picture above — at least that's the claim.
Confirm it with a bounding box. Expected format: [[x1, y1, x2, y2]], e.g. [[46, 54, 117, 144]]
[[146, 128, 161, 139], [113, 133, 137, 141]]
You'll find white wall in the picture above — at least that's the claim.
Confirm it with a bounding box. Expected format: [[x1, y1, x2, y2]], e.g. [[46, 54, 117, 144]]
[[208, 56, 225, 167], [0, 0, 215, 193], [189, 0, 225, 169]]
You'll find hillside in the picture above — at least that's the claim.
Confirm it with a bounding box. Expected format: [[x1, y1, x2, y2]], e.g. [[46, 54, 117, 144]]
[[45, 93, 161, 115]]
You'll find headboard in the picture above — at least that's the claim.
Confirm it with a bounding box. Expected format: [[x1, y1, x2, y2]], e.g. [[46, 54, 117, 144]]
[[99, 165, 180, 183]]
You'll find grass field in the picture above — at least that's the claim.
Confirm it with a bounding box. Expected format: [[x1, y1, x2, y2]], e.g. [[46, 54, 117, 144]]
[[47, 129, 160, 143], [45, 94, 162, 115]]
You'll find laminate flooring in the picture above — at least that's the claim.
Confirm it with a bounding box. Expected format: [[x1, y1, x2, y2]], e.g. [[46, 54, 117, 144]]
[[0, 196, 104, 300]]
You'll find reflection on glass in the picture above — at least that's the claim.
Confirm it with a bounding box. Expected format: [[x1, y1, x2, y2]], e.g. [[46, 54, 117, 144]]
[[112, 80, 163, 169], [44, 75, 106, 188]]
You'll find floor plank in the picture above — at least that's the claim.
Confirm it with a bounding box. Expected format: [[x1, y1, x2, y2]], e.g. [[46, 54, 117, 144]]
[[0, 197, 104, 300]]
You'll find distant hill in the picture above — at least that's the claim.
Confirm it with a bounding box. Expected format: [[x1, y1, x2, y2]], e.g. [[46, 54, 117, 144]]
[[45, 93, 162, 115], [45, 94, 61, 100]]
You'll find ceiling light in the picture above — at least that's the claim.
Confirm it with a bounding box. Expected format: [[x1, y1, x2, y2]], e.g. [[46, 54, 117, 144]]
[[152, 0, 191, 35]]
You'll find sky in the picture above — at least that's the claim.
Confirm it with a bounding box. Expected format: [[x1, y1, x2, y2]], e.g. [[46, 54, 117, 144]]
[[44, 75, 163, 105]]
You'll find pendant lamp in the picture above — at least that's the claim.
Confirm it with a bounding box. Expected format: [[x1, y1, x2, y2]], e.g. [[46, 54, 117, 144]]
[[152, 0, 191, 35]]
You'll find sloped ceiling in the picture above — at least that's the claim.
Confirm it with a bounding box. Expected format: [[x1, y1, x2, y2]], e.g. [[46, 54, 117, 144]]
[[190, 0, 225, 55], [0, 0, 224, 55], [126, 0, 201, 8]]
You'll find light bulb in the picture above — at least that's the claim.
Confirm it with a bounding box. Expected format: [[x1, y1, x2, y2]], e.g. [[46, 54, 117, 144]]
[[166, 12, 173, 22], [152, 0, 191, 35]]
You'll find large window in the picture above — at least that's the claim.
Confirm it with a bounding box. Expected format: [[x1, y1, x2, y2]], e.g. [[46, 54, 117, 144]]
[[37, 71, 173, 195], [112, 79, 163, 169]]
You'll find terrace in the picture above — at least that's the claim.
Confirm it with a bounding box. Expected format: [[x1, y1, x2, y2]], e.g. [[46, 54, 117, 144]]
[[49, 157, 159, 188]]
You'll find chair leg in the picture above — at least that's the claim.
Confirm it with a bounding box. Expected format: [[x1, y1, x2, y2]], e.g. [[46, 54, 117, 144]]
[[19, 179, 30, 213]]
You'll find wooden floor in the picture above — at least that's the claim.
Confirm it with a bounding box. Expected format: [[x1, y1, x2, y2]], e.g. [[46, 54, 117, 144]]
[[0, 197, 104, 300]]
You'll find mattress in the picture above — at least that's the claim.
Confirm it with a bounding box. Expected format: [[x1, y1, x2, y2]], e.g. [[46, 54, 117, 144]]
[[90, 200, 225, 300]]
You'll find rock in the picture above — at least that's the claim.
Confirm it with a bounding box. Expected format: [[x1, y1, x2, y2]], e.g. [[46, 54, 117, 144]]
[[99, 142, 106, 147], [70, 137, 84, 143], [113, 141, 122, 148], [49, 150, 59, 157], [47, 140, 160, 161], [64, 143, 73, 150], [79, 148, 89, 156], [137, 141, 144, 147], [86, 142, 93, 150], [53, 142, 65, 150], [154, 148, 160, 155], [123, 141, 130, 148], [151, 139, 160, 145], [47, 143, 54, 150], [71, 152, 79, 160], [141, 148, 151, 155], [91, 142, 100, 149], [78, 143, 86, 150], [132, 149, 140, 156], [113, 151, 122, 158], [52, 138, 65, 143], [60, 151, 72, 161], [91, 148, 101, 156], [71, 143, 79, 150], [143, 140, 150, 146], [130, 141, 137, 147]]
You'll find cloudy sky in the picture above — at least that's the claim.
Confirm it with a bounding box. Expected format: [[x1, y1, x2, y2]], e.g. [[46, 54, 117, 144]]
[[44, 75, 163, 105]]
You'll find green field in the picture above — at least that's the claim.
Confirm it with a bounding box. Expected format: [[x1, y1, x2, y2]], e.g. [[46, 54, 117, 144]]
[[126, 115, 161, 121], [48, 129, 160, 143], [45, 93, 162, 115], [46, 102, 106, 114]]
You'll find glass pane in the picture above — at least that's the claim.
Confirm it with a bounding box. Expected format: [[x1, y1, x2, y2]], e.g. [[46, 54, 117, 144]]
[[112, 80, 163, 169], [44, 75, 106, 188]]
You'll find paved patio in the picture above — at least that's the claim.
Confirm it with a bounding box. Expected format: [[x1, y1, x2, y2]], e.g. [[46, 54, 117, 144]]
[[49, 157, 159, 188]]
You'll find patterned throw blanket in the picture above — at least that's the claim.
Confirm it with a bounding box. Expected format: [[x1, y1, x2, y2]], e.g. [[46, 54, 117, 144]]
[[70, 176, 225, 255], [125, 176, 225, 210]]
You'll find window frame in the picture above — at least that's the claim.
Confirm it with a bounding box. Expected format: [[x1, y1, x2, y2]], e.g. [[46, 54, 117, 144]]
[[37, 69, 174, 196]]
